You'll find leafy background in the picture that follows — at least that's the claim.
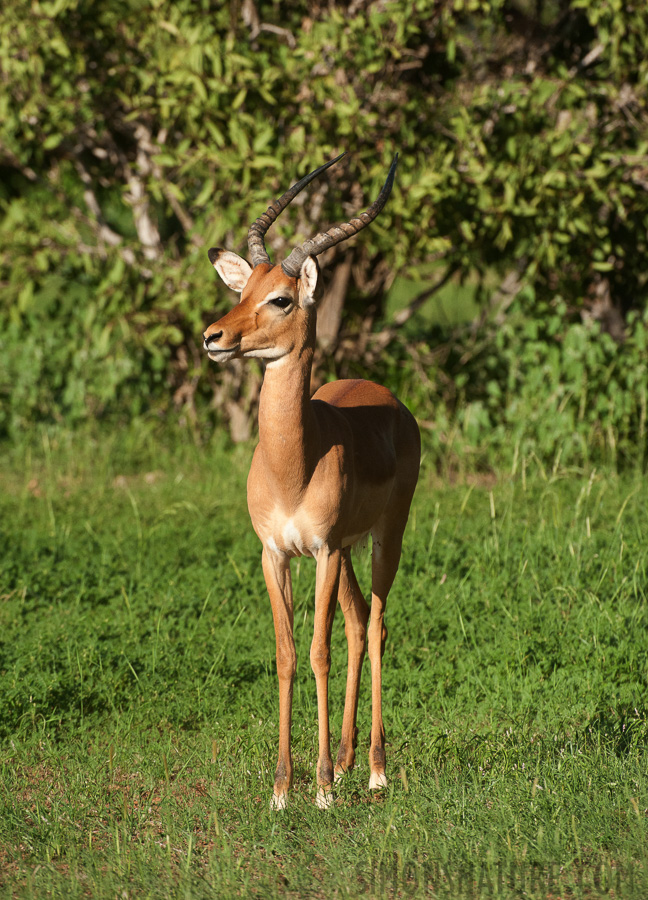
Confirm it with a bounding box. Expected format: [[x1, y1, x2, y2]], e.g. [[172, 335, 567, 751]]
[[1, 0, 648, 466], [2, 6, 648, 895]]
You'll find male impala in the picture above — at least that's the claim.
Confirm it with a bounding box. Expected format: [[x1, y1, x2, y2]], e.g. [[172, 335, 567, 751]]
[[203, 154, 420, 809]]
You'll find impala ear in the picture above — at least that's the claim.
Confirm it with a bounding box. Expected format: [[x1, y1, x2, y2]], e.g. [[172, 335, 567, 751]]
[[298, 256, 320, 307], [208, 248, 253, 293]]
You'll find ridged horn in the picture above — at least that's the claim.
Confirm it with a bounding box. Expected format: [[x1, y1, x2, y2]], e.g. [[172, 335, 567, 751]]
[[281, 154, 399, 278], [247, 153, 346, 268]]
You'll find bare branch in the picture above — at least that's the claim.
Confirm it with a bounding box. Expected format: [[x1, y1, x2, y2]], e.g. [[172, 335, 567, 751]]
[[72, 157, 124, 248], [121, 125, 162, 260], [317, 251, 353, 350], [134, 124, 201, 246], [258, 23, 296, 48], [241, 0, 296, 47], [0, 143, 37, 181], [366, 263, 460, 360]]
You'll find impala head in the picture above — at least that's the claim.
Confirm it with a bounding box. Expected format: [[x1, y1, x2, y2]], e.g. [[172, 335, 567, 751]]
[[202, 153, 398, 364]]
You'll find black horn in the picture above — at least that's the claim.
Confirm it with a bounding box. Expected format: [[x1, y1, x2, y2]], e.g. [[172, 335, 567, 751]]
[[280, 154, 399, 277], [247, 153, 346, 268]]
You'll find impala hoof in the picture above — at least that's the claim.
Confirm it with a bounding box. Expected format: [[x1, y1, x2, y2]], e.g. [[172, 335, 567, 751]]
[[315, 788, 334, 810], [270, 791, 287, 811], [369, 771, 388, 791]]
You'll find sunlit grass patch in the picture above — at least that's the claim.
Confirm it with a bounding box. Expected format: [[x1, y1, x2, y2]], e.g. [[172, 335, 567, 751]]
[[1, 431, 647, 897]]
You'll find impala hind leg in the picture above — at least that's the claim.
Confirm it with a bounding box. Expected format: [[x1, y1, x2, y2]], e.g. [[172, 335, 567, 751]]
[[368, 510, 413, 791], [262, 549, 295, 810], [335, 548, 369, 780]]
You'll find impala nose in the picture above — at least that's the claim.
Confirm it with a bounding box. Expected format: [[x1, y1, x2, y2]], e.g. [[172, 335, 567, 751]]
[[203, 330, 223, 346]]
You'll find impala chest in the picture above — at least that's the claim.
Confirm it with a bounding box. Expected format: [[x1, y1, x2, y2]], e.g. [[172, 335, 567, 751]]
[[255, 508, 327, 559]]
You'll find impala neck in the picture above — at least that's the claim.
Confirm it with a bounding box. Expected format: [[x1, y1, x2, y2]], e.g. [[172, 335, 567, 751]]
[[257, 326, 318, 505]]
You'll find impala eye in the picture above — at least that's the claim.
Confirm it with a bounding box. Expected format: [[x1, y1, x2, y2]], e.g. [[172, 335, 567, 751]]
[[270, 297, 292, 310]]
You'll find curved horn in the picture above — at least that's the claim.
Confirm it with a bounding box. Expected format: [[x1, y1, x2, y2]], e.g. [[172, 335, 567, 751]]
[[281, 154, 399, 278], [247, 153, 346, 268]]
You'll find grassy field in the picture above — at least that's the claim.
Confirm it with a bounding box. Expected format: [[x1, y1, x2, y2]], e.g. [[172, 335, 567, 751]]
[[1, 429, 647, 898]]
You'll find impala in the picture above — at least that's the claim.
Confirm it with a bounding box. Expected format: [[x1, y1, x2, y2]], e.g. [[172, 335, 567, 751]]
[[202, 154, 420, 809]]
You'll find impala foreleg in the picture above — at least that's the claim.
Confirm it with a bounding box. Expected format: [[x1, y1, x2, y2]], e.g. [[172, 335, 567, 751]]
[[262, 548, 295, 810], [335, 548, 369, 780], [311, 548, 342, 808]]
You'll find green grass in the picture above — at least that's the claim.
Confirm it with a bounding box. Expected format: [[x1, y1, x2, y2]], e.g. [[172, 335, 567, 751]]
[[1, 429, 647, 898]]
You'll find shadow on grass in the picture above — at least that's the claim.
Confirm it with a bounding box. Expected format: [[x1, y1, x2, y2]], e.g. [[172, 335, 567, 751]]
[[585, 706, 648, 757]]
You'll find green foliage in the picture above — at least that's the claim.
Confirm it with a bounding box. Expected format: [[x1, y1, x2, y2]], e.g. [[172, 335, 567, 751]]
[[1, 0, 648, 454], [433, 294, 648, 469], [491, 298, 648, 468], [1, 436, 647, 896], [338, 286, 648, 470]]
